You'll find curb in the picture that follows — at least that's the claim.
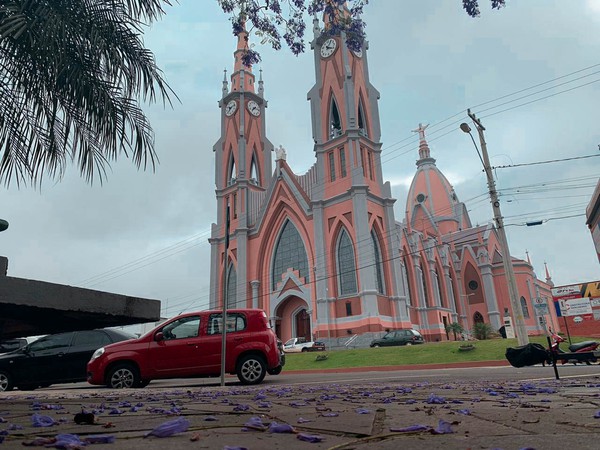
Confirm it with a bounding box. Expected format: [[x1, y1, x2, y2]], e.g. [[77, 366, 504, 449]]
[[284, 359, 510, 374]]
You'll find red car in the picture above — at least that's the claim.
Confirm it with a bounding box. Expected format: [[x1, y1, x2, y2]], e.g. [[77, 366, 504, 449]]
[[87, 309, 284, 388]]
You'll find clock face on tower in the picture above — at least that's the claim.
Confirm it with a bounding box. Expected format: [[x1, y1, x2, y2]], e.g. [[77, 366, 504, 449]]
[[320, 38, 337, 58], [247, 100, 260, 117], [352, 48, 363, 58], [225, 100, 237, 116]]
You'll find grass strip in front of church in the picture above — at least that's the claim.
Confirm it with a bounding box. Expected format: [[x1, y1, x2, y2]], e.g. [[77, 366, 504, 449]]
[[283, 335, 598, 371]]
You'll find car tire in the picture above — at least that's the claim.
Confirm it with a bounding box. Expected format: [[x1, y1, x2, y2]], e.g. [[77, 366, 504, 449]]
[[236, 354, 266, 385], [301, 347, 309, 352], [0, 370, 14, 392], [267, 365, 283, 375], [405, 342, 413, 346], [372, 344, 381, 348], [17, 384, 38, 391], [106, 363, 140, 389]]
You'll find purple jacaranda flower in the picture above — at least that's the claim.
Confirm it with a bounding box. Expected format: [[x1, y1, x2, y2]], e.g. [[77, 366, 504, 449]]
[[268, 421, 294, 433], [242, 416, 266, 431], [405, 399, 417, 404], [390, 424, 431, 433], [7, 423, 23, 430], [130, 406, 140, 412], [297, 433, 324, 443], [355, 408, 371, 414], [233, 404, 250, 412], [118, 401, 131, 407], [32, 413, 56, 427], [256, 401, 271, 408], [52, 434, 86, 448], [109, 408, 124, 415], [297, 417, 312, 423], [0, 417, 6, 423], [433, 419, 454, 434], [289, 401, 308, 407], [84, 434, 115, 444], [594, 410, 600, 419], [254, 393, 267, 400], [144, 417, 190, 438], [426, 393, 446, 404], [321, 412, 339, 417], [458, 409, 471, 415]]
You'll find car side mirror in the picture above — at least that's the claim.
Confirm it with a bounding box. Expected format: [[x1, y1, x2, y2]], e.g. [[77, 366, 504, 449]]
[[154, 332, 164, 342]]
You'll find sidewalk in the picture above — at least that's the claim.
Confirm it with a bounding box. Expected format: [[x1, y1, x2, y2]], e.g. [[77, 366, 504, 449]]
[[1, 368, 600, 449]]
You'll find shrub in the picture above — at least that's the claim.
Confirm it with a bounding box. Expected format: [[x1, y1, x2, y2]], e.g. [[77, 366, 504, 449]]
[[445, 322, 464, 341], [473, 322, 493, 340]]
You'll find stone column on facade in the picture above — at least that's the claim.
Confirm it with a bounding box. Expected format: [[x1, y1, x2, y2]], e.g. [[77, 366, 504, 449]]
[[477, 248, 502, 329], [312, 201, 329, 338], [423, 238, 441, 308], [350, 184, 379, 316], [440, 245, 459, 321], [408, 231, 430, 331], [250, 280, 260, 310]]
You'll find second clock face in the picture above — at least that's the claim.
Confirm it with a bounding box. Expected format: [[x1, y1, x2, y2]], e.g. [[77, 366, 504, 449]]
[[320, 38, 337, 58], [247, 100, 260, 117]]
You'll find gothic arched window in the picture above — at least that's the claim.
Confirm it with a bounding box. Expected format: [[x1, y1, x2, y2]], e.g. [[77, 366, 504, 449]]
[[420, 262, 429, 307], [226, 262, 237, 308], [250, 152, 259, 185], [435, 267, 446, 308], [520, 296, 530, 319], [371, 230, 384, 294], [402, 257, 412, 306], [272, 220, 309, 290], [329, 95, 342, 138], [227, 153, 237, 185], [337, 229, 358, 296], [358, 97, 368, 137]]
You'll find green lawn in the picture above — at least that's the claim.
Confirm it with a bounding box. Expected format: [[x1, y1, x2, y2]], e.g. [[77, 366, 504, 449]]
[[282, 336, 595, 371]]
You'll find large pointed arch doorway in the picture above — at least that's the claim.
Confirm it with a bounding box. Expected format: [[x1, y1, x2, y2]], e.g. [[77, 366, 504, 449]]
[[274, 296, 311, 342]]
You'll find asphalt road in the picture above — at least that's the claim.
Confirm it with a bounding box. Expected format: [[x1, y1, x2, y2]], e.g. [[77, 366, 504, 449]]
[[34, 362, 600, 394]]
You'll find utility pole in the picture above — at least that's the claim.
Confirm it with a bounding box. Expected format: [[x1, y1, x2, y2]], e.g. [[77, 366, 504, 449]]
[[460, 110, 529, 346]]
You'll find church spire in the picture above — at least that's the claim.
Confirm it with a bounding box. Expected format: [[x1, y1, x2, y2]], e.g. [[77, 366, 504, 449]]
[[544, 261, 553, 285], [231, 24, 255, 93]]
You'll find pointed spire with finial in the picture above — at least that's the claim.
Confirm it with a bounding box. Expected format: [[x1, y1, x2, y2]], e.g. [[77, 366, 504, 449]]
[[526, 250, 531, 265], [544, 261, 553, 285], [258, 68, 264, 98], [231, 22, 255, 93], [222, 68, 228, 97]]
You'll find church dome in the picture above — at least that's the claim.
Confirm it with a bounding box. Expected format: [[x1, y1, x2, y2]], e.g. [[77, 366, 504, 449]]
[[406, 124, 470, 236]]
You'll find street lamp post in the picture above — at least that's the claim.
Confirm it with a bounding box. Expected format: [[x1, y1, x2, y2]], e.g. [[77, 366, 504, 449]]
[[460, 110, 529, 346]]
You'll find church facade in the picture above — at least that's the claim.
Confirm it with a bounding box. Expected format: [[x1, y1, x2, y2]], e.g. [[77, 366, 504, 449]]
[[208, 17, 558, 344]]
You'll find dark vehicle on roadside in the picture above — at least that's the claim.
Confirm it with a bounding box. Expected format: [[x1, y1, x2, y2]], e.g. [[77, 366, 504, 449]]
[[87, 309, 285, 388], [370, 329, 425, 347], [0, 329, 134, 392]]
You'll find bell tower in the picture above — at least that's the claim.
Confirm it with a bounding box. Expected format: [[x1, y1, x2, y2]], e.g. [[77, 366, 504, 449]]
[[210, 27, 274, 309], [308, 9, 409, 328]]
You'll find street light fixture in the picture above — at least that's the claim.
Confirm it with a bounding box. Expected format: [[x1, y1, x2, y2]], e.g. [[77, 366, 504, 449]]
[[460, 110, 529, 346]]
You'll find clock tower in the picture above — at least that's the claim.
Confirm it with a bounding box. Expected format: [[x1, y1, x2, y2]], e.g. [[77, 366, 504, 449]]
[[210, 26, 274, 309], [307, 13, 409, 329]]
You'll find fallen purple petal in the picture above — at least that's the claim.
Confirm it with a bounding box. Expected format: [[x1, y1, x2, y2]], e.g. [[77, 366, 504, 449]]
[[426, 393, 446, 404], [458, 409, 471, 415], [268, 421, 295, 433], [297, 432, 324, 443], [355, 408, 371, 414], [52, 434, 86, 448], [321, 412, 339, 417], [31, 413, 56, 427], [594, 410, 600, 419], [243, 416, 266, 431], [297, 417, 312, 423], [433, 419, 454, 434], [144, 417, 190, 438], [233, 404, 250, 412]]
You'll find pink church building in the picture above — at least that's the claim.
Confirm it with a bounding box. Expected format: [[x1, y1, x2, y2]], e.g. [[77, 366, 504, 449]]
[[209, 17, 558, 345]]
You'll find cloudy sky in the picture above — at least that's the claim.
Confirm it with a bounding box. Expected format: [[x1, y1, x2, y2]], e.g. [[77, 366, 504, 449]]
[[1, 0, 599, 321]]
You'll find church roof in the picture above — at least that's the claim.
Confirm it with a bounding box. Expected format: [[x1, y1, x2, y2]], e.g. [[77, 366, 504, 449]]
[[406, 124, 471, 235]]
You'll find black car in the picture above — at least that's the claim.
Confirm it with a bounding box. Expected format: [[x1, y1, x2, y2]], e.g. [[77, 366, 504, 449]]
[[370, 329, 425, 347], [0, 329, 134, 392]]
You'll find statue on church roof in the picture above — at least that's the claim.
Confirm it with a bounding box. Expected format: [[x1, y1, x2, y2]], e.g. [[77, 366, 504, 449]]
[[412, 123, 429, 142], [275, 145, 287, 161]]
